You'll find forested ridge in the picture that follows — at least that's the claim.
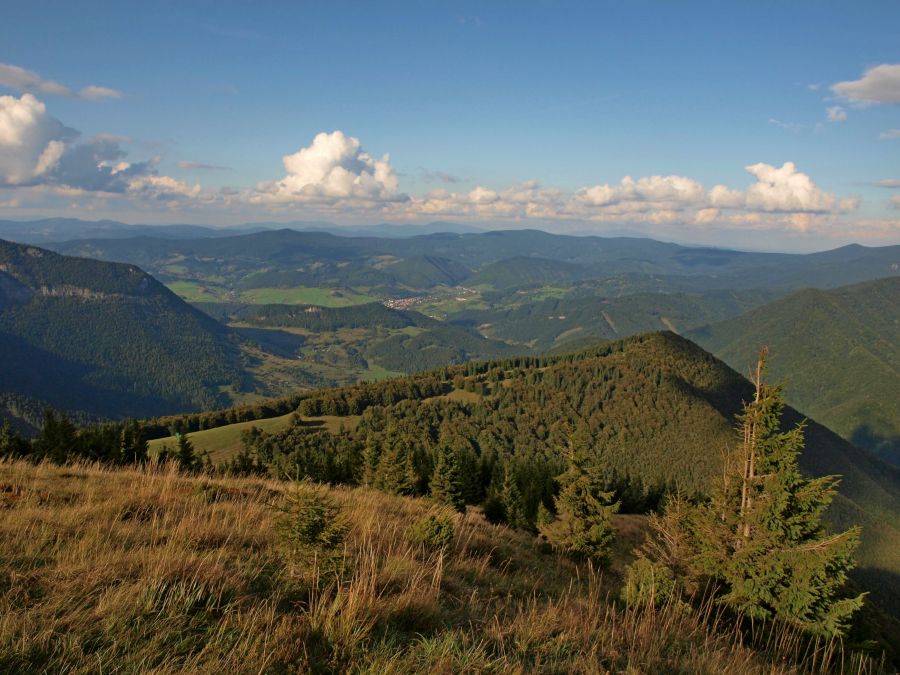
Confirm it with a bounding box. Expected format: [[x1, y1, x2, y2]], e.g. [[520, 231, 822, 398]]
[[0, 239, 246, 428], [690, 277, 900, 465]]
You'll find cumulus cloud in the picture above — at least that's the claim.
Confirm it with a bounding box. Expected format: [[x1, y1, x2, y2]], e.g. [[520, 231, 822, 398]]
[[741, 162, 837, 213], [826, 106, 847, 122], [0, 63, 122, 100], [0, 92, 197, 202], [0, 93, 76, 185], [880, 129, 900, 140], [574, 175, 705, 208], [251, 131, 404, 206], [832, 63, 900, 105]]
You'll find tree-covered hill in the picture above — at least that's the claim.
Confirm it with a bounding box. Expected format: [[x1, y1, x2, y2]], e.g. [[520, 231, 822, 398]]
[[689, 277, 900, 465], [0, 240, 247, 429], [452, 288, 778, 350]]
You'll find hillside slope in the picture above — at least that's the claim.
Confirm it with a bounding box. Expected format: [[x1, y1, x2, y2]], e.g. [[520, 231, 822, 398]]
[[689, 277, 900, 464], [0, 460, 883, 673], [154, 332, 900, 618], [0, 240, 246, 429]]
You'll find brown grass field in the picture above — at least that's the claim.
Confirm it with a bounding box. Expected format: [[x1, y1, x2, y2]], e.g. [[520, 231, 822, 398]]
[[0, 460, 882, 673]]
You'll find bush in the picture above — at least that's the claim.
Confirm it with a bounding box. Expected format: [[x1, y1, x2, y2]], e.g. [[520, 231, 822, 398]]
[[621, 555, 676, 609], [277, 482, 347, 555], [407, 512, 455, 553]]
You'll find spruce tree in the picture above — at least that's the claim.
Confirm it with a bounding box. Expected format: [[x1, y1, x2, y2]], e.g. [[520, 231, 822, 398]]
[[374, 443, 414, 495], [0, 421, 27, 458], [36, 410, 78, 464], [502, 466, 531, 530], [539, 436, 618, 563], [690, 349, 865, 637], [361, 439, 380, 487], [120, 419, 149, 464], [175, 433, 197, 472], [430, 446, 465, 512]]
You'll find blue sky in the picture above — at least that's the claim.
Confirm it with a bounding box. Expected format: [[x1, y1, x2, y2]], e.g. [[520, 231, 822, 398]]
[[1, 0, 899, 250]]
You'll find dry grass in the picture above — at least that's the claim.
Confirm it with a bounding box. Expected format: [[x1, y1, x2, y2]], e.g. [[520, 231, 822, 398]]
[[0, 460, 881, 674]]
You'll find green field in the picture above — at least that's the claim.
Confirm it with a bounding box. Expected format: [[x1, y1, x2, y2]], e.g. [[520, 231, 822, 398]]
[[166, 280, 228, 302], [238, 286, 376, 306], [359, 363, 405, 382], [148, 413, 361, 463]]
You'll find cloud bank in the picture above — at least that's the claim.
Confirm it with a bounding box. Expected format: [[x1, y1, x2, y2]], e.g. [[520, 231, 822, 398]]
[[0, 94, 890, 241]]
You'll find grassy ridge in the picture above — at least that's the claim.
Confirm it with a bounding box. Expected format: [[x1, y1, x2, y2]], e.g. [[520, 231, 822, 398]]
[[0, 460, 879, 673]]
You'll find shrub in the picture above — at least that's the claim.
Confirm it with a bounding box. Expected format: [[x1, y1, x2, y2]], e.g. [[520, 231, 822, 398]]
[[277, 482, 347, 555], [621, 555, 676, 609], [407, 512, 455, 553]]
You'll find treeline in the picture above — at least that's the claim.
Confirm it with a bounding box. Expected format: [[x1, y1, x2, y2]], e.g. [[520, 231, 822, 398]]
[[1, 411, 149, 465], [230, 302, 415, 331]]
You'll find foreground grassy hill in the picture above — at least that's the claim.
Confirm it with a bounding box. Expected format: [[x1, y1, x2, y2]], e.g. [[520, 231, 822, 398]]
[[0, 460, 883, 673], [689, 277, 900, 465]]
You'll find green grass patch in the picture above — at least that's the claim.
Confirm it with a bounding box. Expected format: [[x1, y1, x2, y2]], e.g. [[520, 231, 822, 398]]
[[149, 413, 361, 463], [166, 280, 228, 302], [238, 287, 376, 307]]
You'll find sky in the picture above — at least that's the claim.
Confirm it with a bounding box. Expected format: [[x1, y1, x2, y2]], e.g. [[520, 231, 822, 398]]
[[1, 0, 899, 251]]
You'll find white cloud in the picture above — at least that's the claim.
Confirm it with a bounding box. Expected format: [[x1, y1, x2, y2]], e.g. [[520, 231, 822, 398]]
[[77, 85, 122, 101], [127, 174, 201, 202], [826, 106, 847, 122], [742, 162, 837, 213], [880, 129, 900, 140], [0, 93, 74, 185], [0, 63, 122, 100], [0, 92, 196, 204], [574, 174, 705, 208], [891, 195, 900, 210], [832, 63, 900, 104], [468, 186, 499, 204], [874, 179, 900, 188], [251, 130, 404, 206], [694, 208, 719, 225]]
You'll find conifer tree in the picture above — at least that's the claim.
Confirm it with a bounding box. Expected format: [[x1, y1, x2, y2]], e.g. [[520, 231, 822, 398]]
[[502, 465, 531, 530], [374, 443, 415, 495], [36, 410, 78, 464], [689, 349, 865, 637], [176, 433, 197, 472], [539, 435, 618, 563], [0, 421, 27, 458], [120, 419, 149, 464], [361, 439, 380, 487], [430, 446, 465, 512]]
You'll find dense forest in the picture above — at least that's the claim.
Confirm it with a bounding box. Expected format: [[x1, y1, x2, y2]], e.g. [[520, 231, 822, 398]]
[[690, 277, 900, 465], [0, 239, 247, 427]]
